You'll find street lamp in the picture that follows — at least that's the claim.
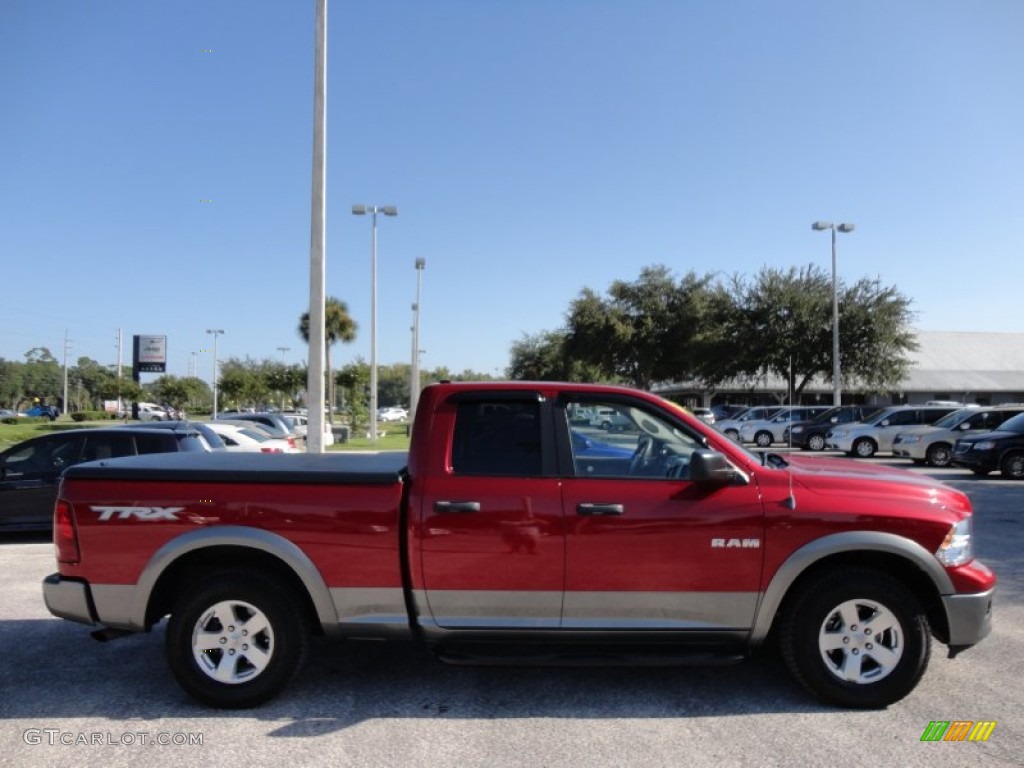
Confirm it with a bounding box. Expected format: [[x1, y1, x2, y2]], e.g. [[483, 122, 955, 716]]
[[811, 221, 855, 405], [352, 203, 398, 441], [206, 329, 224, 417], [410, 258, 426, 423]]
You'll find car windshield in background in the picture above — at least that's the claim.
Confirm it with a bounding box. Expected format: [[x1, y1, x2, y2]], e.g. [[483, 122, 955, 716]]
[[995, 413, 1024, 433]]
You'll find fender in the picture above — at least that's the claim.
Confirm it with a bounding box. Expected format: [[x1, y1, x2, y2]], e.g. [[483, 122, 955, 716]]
[[95, 526, 341, 636], [749, 530, 954, 645]]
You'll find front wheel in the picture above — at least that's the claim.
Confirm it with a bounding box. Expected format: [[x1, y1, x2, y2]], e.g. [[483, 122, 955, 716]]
[[754, 431, 773, 448], [926, 443, 952, 467], [852, 438, 877, 458], [166, 569, 310, 708], [1001, 451, 1024, 480], [779, 568, 930, 708], [807, 433, 826, 452], [724, 429, 739, 441]]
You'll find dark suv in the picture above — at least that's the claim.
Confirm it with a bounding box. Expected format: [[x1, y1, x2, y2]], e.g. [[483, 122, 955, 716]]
[[951, 412, 1024, 479], [0, 427, 210, 531], [783, 405, 876, 451]]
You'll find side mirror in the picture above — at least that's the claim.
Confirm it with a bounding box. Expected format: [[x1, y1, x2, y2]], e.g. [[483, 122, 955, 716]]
[[880, 419, 891, 427], [689, 450, 744, 485], [960, 422, 972, 431]]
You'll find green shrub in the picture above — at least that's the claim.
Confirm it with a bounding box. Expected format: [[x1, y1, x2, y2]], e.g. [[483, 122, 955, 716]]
[[1, 417, 18, 425]]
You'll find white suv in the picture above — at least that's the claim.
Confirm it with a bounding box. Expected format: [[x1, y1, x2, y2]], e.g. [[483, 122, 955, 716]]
[[826, 405, 960, 458], [737, 405, 832, 447], [892, 405, 1024, 466]]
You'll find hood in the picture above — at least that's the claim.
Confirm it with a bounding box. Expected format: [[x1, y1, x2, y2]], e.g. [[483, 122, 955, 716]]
[[783, 453, 971, 515]]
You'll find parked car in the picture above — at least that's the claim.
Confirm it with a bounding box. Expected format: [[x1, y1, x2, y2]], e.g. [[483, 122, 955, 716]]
[[590, 407, 637, 432], [377, 406, 409, 422], [137, 402, 169, 422], [690, 407, 716, 425], [23, 404, 59, 420], [0, 427, 212, 531], [892, 405, 1024, 467], [826, 405, 960, 458], [214, 419, 300, 451], [714, 406, 783, 441], [737, 405, 833, 447], [951, 412, 1024, 478], [204, 422, 300, 454], [216, 412, 300, 438], [0, 409, 17, 419], [783, 405, 878, 451]]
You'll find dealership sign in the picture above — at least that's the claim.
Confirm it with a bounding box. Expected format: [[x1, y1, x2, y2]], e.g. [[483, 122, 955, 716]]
[[133, 334, 167, 374]]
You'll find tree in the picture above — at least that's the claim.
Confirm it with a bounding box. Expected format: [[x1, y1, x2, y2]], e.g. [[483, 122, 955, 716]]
[[507, 330, 604, 382], [21, 347, 62, 407], [564, 266, 715, 389], [298, 297, 358, 421]]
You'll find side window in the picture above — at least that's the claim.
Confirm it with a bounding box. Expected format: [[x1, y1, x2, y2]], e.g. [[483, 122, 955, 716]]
[[451, 400, 541, 476], [565, 400, 701, 479], [886, 411, 917, 426], [81, 434, 134, 462], [2, 436, 80, 477], [134, 434, 177, 455]]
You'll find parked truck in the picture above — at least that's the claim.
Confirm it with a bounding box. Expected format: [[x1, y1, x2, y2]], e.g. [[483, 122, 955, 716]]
[[43, 381, 995, 709]]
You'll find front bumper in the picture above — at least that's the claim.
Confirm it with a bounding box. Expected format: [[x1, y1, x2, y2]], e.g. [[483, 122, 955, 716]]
[[43, 573, 97, 626], [943, 586, 995, 649]]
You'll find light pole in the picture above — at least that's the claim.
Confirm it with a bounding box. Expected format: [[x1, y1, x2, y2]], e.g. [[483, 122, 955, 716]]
[[277, 346, 290, 362], [410, 258, 426, 423], [206, 329, 224, 417], [352, 203, 398, 441], [812, 221, 855, 405]]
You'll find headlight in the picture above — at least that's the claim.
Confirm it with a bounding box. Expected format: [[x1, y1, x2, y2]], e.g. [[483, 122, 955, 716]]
[[898, 435, 921, 444], [830, 430, 846, 439], [935, 517, 973, 567], [791, 426, 804, 434], [972, 440, 996, 451]]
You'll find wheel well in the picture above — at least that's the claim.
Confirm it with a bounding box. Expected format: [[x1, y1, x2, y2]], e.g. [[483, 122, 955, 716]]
[[145, 546, 321, 634], [770, 551, 950, 645]]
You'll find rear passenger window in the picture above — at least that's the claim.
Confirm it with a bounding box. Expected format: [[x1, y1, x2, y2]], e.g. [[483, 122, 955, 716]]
[[451, 401, 541, 476], [81, 435, 133, 462], [134, 434, 177, 454]]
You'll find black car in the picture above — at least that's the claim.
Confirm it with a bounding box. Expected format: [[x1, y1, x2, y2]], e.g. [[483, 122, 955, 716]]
[[0, 427, 211, 531], [783, 405, 876, 451], [951, 412, 1024, 479]]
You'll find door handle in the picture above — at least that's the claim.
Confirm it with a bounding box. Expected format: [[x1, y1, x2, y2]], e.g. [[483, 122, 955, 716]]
[[434, 500, 481, 513], [576, 503, 624, 516]]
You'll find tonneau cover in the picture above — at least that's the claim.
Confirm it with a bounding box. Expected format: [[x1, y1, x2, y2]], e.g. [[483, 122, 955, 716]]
[[62, 450, 408, 485]]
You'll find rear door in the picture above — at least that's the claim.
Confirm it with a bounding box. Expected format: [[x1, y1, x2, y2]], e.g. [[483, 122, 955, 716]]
[[556, 395, 764, 631], [417, 392, 565, 628]]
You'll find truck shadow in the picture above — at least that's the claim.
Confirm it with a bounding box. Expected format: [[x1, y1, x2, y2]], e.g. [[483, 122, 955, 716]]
[[0, 618, 826, 727]]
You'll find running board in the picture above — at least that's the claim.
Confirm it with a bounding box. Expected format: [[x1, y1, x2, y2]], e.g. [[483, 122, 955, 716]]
[[435, 643, 747, 668]]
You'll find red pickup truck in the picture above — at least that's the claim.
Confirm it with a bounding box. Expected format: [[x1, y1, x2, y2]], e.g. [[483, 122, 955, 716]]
[[43, 381, 995, 710]]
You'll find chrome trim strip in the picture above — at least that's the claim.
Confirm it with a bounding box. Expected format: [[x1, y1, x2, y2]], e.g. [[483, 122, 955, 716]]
[[749, 531, 956, 645], [329, 587, 412, 638], [562, 591, 759, 630]]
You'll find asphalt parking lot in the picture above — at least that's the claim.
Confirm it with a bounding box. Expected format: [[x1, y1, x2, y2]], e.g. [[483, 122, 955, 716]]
[[0, 462, 1021, 768]]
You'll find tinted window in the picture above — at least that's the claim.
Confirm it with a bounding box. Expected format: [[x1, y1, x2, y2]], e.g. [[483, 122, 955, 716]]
[[80, 434, 134, 462], [996, 413, 1024, 433], [451, 401, 541, 476], [134, 434, 179, 454]]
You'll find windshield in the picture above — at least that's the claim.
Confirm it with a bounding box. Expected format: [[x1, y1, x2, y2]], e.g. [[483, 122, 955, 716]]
[[996, 413, 1024, 433], [932, 408, 975, 429]]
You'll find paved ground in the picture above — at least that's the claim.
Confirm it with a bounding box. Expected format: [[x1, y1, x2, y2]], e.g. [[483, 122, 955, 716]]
[[0, 462, 1020, 767]]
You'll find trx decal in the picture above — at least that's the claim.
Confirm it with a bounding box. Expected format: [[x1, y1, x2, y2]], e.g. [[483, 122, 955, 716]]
[[711, 538, 761, 549], [91, 506, 185, 522]]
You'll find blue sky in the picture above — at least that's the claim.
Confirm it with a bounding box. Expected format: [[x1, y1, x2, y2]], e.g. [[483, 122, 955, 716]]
[[2, 0, 1022, 381]]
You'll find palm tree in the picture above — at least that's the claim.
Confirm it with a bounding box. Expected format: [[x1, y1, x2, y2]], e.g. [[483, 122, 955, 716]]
[[298, 297, 358, 422]]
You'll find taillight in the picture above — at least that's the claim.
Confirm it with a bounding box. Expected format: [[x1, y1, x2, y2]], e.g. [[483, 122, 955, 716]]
[[260, 447, 283, 453], [54, 499, 81, 564], [287, 437, 296, 449]]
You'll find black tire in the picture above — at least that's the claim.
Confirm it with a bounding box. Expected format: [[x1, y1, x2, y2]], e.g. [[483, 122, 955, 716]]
[[807, 433, 826, 452], [852, 438, 877, 458], [1000, 451, 1024, 480], [725, 429, 739, 441], [926, 443, 952, 467], [165, 569, 310, 709], [754, 431, 773, 448], [779, 567, 930, 709]]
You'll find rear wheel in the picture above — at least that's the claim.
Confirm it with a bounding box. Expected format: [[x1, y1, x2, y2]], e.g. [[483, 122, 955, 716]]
[[852, 438, 877, 458], [779, 568, 930, 708], [1001, 451, 1024, 480], [925, 443, 952, 467], [166, 569, 310, 708], [807, 433, 826, 452]]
